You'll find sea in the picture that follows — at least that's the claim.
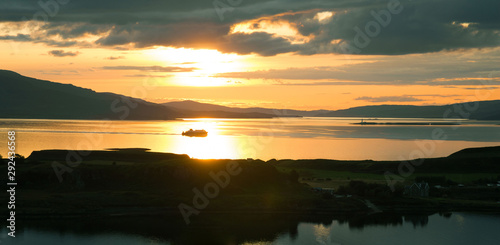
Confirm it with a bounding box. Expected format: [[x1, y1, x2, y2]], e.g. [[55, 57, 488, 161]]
[[1, 117, 499, 161]]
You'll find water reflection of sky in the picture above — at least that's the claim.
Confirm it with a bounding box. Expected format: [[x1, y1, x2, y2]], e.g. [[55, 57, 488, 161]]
[[2, 118, 499, 141], [1, 118, 499, 160], [3, 213, 500, 244], [261, 213, 500, 245]]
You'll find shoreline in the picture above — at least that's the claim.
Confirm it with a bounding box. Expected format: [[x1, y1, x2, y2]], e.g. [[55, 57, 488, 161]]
[[351, 122, 461, 125], [11, 203, 500, 220]]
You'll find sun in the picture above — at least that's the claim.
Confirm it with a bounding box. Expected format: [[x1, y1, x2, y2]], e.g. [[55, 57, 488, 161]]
[[146, 47, 246, 87]]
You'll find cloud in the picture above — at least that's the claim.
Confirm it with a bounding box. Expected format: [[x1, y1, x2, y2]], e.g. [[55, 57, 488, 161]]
[[424, 78, 500, 86], [0, 32, 85, 47], [40, 70, 80, 75], [217, 32, 300, 56], [355, 96, 424, 102], [123, 74, 172, 78], [101, 65, 197, 72], [353, 94, 460, 102], [216, 47, 500, 85], [298, 0, 500, 55], [106, 56, 125, 60], [270, 78, 500, 86], [461, 86, 499, 90], [1, 0, 500, 56], [48, 50, 79, 57], [0, 34, 32, 41]]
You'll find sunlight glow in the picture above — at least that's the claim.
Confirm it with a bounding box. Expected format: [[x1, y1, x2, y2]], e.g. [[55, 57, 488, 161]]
[[315, 11, 334, 23], [230, 19, 310, 44], [229, 11, 334, 45], [452, 21, 476, 28], [0, 21, 38, 35], [0, 21, 107, 45], [313, 224, 332, 244], [170, 119, 240, 159], [146, 47, 246, 87]]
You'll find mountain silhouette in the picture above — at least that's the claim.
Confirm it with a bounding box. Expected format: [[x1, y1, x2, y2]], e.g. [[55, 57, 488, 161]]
[[316, 101, 500, 120], [0, 70, 176, 120], [0, 70, 284, 119], [165, 99, 500, 120]]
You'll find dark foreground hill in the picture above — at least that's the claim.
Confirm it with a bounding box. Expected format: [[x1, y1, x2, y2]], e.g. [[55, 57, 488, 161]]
[[270, 146, 500, 175], [4, 149, 364, 219], [1, 146, 499, 226]]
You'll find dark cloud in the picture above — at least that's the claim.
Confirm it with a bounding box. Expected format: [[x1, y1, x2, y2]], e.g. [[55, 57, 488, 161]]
[[41, 22, 109, 37], [216, 32, 300, 56], [306, 0, 500, 55], [102, 66, 197, 72], [94, 21, 230, 49], [48, 49, 79, 57], [0, 33, 32, 41], [0, 33, 82, 47], [355, 96, 423, 102], [1, 0, 500, 55]]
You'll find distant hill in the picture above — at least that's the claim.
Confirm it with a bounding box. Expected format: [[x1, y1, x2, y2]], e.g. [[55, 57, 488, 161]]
[[316, 101, 500, 120], [164, 99, 500, 120], [0, 70, 177, 120], [163, 101, 289, 118], [163, 100, 234, 112], [177, 110, 284, 118], [163, 100, 326, 117]]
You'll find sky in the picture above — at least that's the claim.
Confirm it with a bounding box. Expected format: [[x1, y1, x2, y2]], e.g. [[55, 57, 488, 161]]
[[1, 0, 500, 110]]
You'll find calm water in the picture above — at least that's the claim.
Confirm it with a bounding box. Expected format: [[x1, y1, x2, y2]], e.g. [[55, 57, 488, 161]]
[[1, 117, 500, 160], [2, 213, 500, 244]]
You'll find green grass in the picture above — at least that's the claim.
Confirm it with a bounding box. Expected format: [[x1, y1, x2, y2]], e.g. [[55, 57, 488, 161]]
[[277, 166, 500, 189], [82, 160, 138, 166], [277, 167, 384, 180], [278, 166, 499, 184], [411, 173, 499, 184], [277, 167, 387, 188]]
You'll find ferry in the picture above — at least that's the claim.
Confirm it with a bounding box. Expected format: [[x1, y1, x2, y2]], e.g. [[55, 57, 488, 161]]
[[182, 129, 208, 137]]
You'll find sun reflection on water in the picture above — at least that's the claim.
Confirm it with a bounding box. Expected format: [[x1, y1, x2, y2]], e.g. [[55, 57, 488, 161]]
[[169, 119, 240, 159], [172, 135, 240, 159], [313, 223, 332, 244]]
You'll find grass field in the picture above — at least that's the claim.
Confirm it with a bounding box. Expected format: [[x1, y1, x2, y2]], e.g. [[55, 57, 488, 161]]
[[277, 166, 500, 189], [412, 173, 500, 184]]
